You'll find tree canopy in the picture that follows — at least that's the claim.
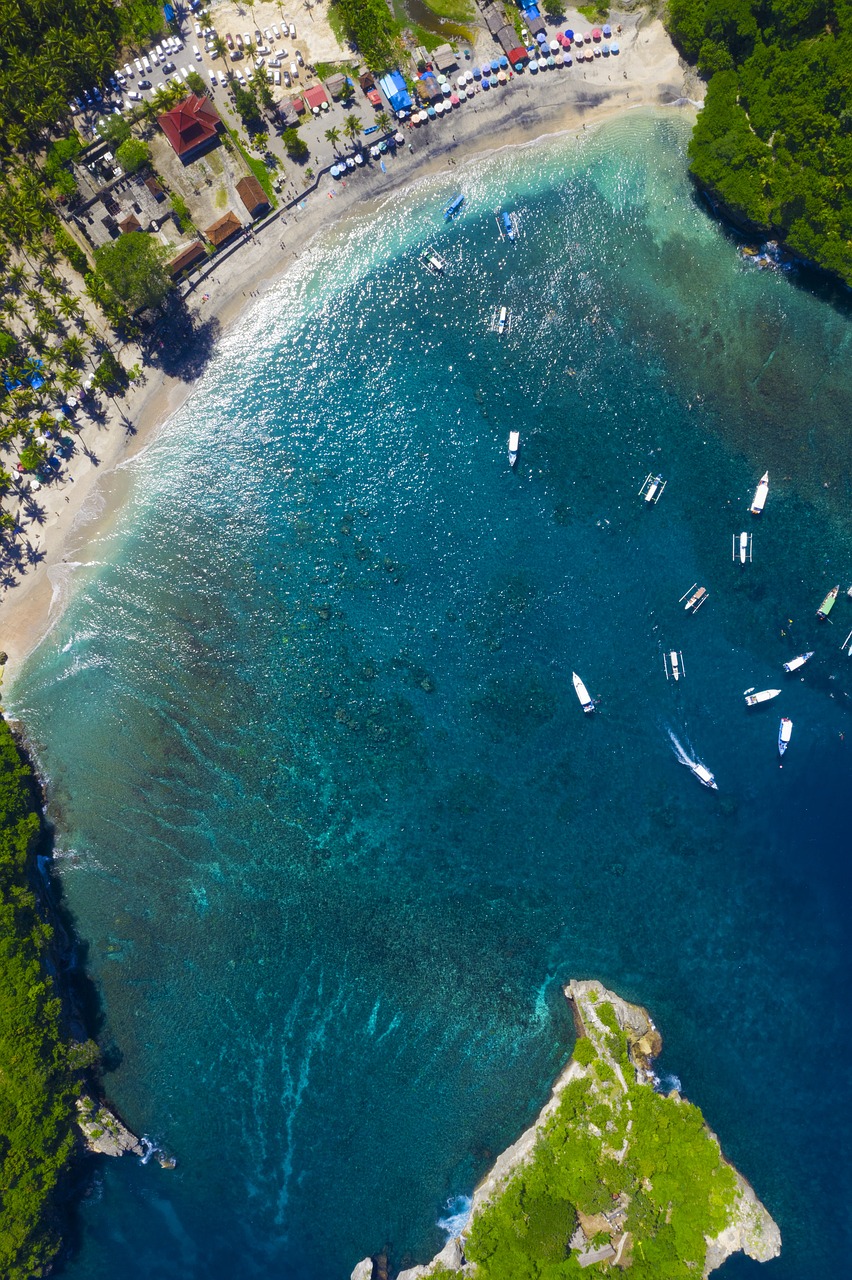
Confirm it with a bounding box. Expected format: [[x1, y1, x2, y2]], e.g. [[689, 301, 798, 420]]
[[94, 233, 171, 312], [667, 0, 852, 283]]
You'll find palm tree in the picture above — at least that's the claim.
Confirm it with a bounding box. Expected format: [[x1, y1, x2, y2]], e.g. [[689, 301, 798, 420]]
[[61, 335, 86, 367], [343, 113, 362, 146], [375, 111, 391, 135], [324, 126, 341, 152]]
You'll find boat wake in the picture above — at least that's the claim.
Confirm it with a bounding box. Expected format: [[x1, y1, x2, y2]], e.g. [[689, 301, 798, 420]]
[[438, 1194, 472, 1239], [666, 728, 696, 770]]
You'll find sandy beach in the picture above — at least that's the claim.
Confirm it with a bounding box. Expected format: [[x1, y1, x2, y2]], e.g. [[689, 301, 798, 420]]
[[0, 12, 698, 685]]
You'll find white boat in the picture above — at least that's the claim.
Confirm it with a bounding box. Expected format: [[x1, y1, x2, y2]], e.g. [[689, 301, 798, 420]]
[[572, 671, 594, 713], [681, 585, 708, 613], [778, 717, 793, 756], [664, 650, 684, 682], [498, 305, 508, 336], [421, 251, 447, 275], [750, 471, 769, 515], [743, 687, 781, 707], [783, 651, 813, 673], [689, 761, 718, 790], [508, 430, 519, 468], [639, 473, 666, 504], [670, 650, 680, 681], [739, 531, 750, 564]]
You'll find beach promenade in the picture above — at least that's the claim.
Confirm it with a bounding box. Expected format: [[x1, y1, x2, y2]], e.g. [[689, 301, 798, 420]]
[[0, 12, 697, 680]]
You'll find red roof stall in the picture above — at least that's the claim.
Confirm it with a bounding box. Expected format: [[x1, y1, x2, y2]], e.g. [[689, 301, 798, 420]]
[[508, 46, 528, 67], [158, 93, 222, 163], [303, 84, 328, 111], [367, 89, 381, 107]]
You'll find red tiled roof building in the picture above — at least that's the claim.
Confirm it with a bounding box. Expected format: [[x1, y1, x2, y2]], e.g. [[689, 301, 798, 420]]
[[158, 94, 222, 163]]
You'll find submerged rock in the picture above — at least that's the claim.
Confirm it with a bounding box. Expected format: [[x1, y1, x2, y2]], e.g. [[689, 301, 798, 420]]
[[76, 1096, 143, 1158]]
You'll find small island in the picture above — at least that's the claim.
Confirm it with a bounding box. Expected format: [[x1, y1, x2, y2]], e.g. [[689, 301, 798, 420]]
[[353, 981, 780, 1280]]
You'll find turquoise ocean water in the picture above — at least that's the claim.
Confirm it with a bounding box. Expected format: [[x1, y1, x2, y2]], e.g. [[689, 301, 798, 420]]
[[9, 112, 852, 1278]]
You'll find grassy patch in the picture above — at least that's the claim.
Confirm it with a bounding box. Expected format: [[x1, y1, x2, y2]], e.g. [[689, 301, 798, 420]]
[[417, 0, 474, 21], [577, 3, 609, 21], [315, 60, 358, 81]]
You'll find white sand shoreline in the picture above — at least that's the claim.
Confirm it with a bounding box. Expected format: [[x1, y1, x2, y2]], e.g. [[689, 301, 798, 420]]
[[0, 14, 699, 690]]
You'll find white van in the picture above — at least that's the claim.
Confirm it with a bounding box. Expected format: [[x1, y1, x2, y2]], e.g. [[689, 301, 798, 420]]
[[273, 69, 281, 85], [134, 57, 143, 72], [209, 69, 217, 84], [143, 56, 152, 72], [193, 44, 201, 60], [124, 62, 134, 77], [289, 22, 296, 37], [290, 62, 298, 79]]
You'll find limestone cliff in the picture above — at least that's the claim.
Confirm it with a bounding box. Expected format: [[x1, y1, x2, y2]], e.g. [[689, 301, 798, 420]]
[[76, 1095, 143, 1158], [352, 979, 781, 1280]]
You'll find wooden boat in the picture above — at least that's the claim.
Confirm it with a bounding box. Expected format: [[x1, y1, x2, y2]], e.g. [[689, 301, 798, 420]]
[[783, 651, 813, 673], [738, 531, 751, 564], [778, 717, 793, 756], [664, 650, 684, 682], [498, 305, 508, 336], [744, 687, 781, 707], [689, 761, 718, 790], [421, 251, 447, 275], [508, 430, 519, 468], [750, 471, 769, 515], [443, 193, 464, 221], [572, 671, 594, 713], [816, 585, 839, 620], [497, 210, 516, 242], [680, 584, 708, 614], [639, 473, 666, 505]]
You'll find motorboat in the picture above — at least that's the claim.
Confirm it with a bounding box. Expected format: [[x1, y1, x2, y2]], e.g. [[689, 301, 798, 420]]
[[572, 671, 594, 713], [743, 687, 781, 707], [816, 585, 839, 620], [689, 761, 718, 790], [783, 652, 813, 673], [498, 305, 508, 336], [750, 471, 769, 515], [639, 473, 666, 504], [778, 717, 793, 756], [680, 584, 708, 613], [498, 210, 516, 242], [664, 650, 684, 682], [508, 430, 519, 468], [443, 193, 464, 220]]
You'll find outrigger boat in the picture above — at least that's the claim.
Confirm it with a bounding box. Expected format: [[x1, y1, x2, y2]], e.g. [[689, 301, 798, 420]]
[[497, 210, 517, 242], [778, 717, 793, 757], [498, 305, 508, 336], [783, 651, 813, 673], [572, 671, 594, 713], [816, 585, 839, 620], [744, 687, 781, 707], [664, 650, 684, 682], [840, 628, 852, 657], [421, 250, 448, 275], [639, 473, 666, 505], [688, 761, 718, 790], [443, 193, 464, 221], [733, 531, 752, 564], [679, 583, 708, 614], [508, 430, 519, 468], [750, 471, 769, 515]]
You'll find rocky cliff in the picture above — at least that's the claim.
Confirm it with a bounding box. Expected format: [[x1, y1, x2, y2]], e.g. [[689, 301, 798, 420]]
[[352, 979, 781, 1280]]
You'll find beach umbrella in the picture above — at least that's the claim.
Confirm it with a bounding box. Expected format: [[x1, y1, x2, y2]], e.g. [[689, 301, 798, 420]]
[[554, 52, 564, 66], [489, 74, 498, 86], [549, 39, 559, 52], [602, 42, 610, 55], [472, 65, 481, 79], [450, 93, 459, 105], [564, 28, 574, 39], [528, 58, 539, 73], [481, 64, 491, 77], [354, 152, 364, 164], [394, 131, 404, 142], [591, 27, 602, 39], [536, 31, 547, 44], [345, 156, 355, 167], [564, 53, 572, 65], [603, 23, 611, 36], [457, 89, 466, 101], [491, 58, 500, 71], [573, 31, 582, 44], [547, 55, 555, 67], [499, 55, 508, 68], [427, 105, 436, 117], [481, 76, 490, 89], [610, 42, 619, 54], [497, 70, 507, 82]]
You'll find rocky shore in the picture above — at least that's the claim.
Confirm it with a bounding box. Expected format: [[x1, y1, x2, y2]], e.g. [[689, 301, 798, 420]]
[[352, 980, 781, 1280]]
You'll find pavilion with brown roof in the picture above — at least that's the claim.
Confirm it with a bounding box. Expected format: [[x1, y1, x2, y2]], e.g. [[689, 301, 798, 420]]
[[168, 241, 207, 277], [236, 175, 270, 219], [205, 211, 243, 248], [118, 213, 142, 234], [158, 94, 222, 164]]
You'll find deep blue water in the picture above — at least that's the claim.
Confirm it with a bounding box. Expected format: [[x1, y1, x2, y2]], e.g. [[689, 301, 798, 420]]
[[10, 113, 852, 1278]]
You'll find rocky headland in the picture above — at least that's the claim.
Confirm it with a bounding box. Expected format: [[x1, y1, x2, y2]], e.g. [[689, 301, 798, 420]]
[[352, 980, 781, 1280]]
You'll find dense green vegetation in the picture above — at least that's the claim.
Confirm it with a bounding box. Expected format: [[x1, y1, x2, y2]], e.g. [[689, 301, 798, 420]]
[[464, 999, 738, 1278], [666, 0, 852, 283], [0, 717, 78, 1278], [330, 0, 404, 72], [94, 234, 171, 313]]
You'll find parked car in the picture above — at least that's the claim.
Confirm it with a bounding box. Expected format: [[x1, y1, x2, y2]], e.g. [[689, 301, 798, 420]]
[[225, 32, 234, 47], [128, 89, 142, 100], [138, 78, 152, 89], [124, 62, 134, 77], [235, 33, 243, 48], [273, 69, 281, 85], [134, 57, 143, 72], [282, 69, 290, 86], [289, 22, 296, 37], [163, 61, 176, 73], [193, 44, 201, 60], [295, 49, 304, 66], [272, 24, 280, 38], [264, 27, 273, 40], [209, 69, 217, 84]]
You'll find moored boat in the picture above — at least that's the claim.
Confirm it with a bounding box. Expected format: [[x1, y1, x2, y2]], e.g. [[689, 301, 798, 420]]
[[572, 671, 594, 713], [783, 651, 813, 673], [499, 210, 516, 242], [778, 717, 793, 756], [739, 531, 749, 564], [744, 687, 781, 707], [816, 585, 839, 620], [443, 193, 464, 220], [689, 761, 718, 790], [750, 471, 769, 515], [508, 430, 519, 468], [498, 305, 508, 336], [683, 585, 708, 613]]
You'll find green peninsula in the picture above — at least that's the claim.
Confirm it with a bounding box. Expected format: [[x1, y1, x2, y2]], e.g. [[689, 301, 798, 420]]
[[666, 0, 852, 284], [352, 980, 780, 1280]]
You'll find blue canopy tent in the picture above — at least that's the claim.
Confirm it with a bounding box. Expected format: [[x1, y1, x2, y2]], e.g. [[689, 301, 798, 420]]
[[378, 71, 413, 113]]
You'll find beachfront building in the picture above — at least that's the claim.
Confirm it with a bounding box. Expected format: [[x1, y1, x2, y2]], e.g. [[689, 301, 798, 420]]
[[378, 71, 413, 116], [236, 175, 270, 220], [325, 72, 349, 100], [303, 84, 329, 115], [168, 241, 206, 278], [432, 44, 458, 75], [158, 93, 222, 165], [205, 211, 243, 249], [118, 213, 142, 234]]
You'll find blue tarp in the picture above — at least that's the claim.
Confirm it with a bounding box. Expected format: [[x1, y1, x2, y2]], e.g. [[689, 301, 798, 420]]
[[163, 3, 175, 21], [378, 70, 412, 112], [522, 3, 541, 15]]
